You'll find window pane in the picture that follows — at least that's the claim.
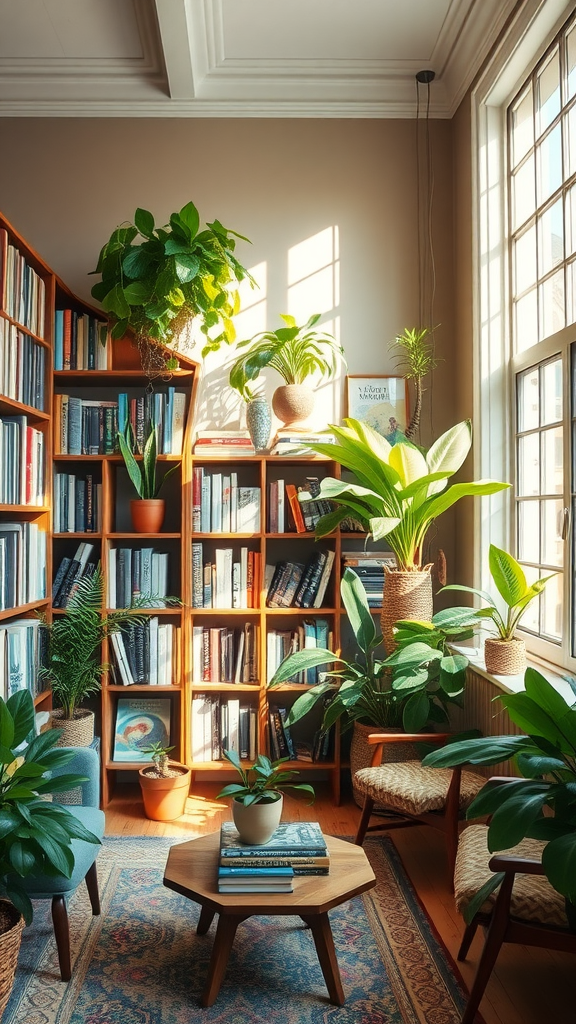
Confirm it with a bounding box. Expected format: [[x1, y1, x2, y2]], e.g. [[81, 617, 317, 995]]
[[538, 199, 564, 276], [566, 260, 576, 324], [514, 290, 538, 351], [511, 86, 534, 167], [539, 269, 565, 339], [518, 433, 541, 495], [542, 499, 564, 565], [542, 428, 564, 494], [518, 500, 540, 561], [566, 22, 576, 99], [541, 570, 562, 640], [566, 107, 576, 178], [537, 124, 563, 204], [514, 223, 537, 294], [536, 49, 561, 135], [542, 358, 563, 423], [566, 185, 576, 255], [512, 155, 536, 231], [517, 366, 539, 430], [521, 564, 541, 633]]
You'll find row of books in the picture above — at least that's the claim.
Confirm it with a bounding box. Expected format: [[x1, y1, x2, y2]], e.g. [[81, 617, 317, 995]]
[[269, 431, 335, 456], [192, 544, 260, 609], [193, 430, 255, 457], [268, 476, 332, 533], [108, 546, 171, 609], [53, 310, 108, 371], [109, 619, 179, 687], [0, 229, 46, 338], [218, 822, 329, 889], [192, 623, 259, 684], [269, 700, 334, 764], [53, 471, 101, 534], [0, 318, 46, 411], [342, 550, 396, 608], [0, 617, 47, 701], [52, 542, 96, 608], [191, 694, 257, 763], [0, 414, 45, 506], [54, 389, 186, 457], [266, 619, 333, 684], [192, 469, 260, 533], [265, 550, 335, 609], [0, 522, 46, 611]]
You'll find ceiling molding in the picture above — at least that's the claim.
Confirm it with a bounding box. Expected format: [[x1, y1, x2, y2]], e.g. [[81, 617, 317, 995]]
[[438, 0, 520, 114]]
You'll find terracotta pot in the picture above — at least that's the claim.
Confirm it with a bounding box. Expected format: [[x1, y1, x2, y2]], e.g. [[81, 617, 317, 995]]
[[272, 384, 314, 427], [484, 637, 526, 676], [0, 901, 24, 1020], [381, 565, 434, 654], [50, 708, 95, 747], [130, 499, 165, 533], [138, 762, 191, 821], [349, 721, 415, 808], [232, 794, 283, 845]]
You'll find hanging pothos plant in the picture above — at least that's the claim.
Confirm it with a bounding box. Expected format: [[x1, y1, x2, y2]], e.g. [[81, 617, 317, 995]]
[[89, 201, 256, 360]]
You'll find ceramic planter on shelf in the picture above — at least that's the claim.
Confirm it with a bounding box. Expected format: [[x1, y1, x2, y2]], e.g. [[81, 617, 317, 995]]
[[138, 762, 191, 821], [0, 901, 24, 1020], [232, 794, 283, 845], [381, 565, 434, 654], [272, 384, 314, 427], [484, 637, 526, 676], [50, 708, 95, 747], [246, 396, 271, 452], [130, 498, 165, 533]]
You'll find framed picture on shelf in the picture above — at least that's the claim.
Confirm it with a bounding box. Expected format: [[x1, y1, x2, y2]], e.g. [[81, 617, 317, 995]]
[[345, 375, 409, 442], [113, 697, 171, 762]]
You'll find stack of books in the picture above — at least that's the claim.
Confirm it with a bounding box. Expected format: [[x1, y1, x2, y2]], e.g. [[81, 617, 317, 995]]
[[54, 388, 186, 456], [217, 865, 295, 893], [53, 310, 109, 371], [192, 623, 259, 684], [0, 318, 46, 411], [265, 550, 335, 608], [266, 619, 333, 684], [192, 543, 260, 609], [193, 430, 255, 457], [191, 693, 258, 761], [0, 617, 47, 700], [108, 546, 170, 609], [268, 475, 333, 533], [109, 618, 179, 686], [218, 821, 329, 882], [53, 471, 101, 533], [268, 701, 335, 763], [269, 431, 334, 456], [0, 521, 46, 609], [192, 469, 260, 533], [0, 228, 46, 337], [342, 550, 397, 608], [0, 414, 45, 505]]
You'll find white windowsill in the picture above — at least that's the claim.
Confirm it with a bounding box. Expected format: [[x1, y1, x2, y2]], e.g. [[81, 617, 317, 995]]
[[451, 645, 575, 703]]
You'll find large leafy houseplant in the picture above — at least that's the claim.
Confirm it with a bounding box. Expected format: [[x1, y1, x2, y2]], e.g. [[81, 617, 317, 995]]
[[90, 201, 255, 356], [300, 418, 509, 650], [0, 689, 101, 923], [422, 668, 576, 920]]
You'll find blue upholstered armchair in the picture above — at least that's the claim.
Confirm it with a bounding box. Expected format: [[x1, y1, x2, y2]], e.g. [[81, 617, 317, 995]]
[[19, 745, 105, 981]]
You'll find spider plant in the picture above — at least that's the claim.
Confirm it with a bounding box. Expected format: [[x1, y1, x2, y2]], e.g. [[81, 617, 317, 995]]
[[392, 326, 439, 439], [229, 313, 345, 401]]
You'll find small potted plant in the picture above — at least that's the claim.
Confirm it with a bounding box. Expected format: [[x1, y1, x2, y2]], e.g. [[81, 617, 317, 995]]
[[441, 544, 556, 675], [117, 422, 181, 533], [217, 749, 315, 845], [138, 741, 191, 822], [0, 690, 101, 1016], [229, 313, 345, 429]]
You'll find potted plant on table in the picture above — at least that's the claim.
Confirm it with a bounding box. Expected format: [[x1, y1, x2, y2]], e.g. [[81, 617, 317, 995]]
[[269, 567, 477, 804], [117, 422, 181, 533], [229, 313, 345, 431], [216, 749, 315, 845], [138, 741, 192, 822], [440, 544, 557, 676], [90, 201, 255, 372], [0, 690, 101, 1017], [301, 418, 509, 651]]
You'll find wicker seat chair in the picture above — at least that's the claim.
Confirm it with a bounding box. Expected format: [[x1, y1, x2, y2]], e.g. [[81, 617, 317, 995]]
[[353, 731, 485, 878], [454, 821, 576, 1024]]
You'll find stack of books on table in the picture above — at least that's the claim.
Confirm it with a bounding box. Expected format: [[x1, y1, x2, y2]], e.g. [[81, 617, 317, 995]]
[[193, 430, 255, 457], [217, 821, 329, 891], [269, 431, 335, 456], [342, 550, 397, 608]]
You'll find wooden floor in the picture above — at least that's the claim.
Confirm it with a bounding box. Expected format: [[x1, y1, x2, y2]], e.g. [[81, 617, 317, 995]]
[[105, 781, 576, 1024]]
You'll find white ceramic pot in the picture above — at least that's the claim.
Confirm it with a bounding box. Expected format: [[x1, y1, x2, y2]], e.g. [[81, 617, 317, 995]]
[[232, 793, 283, 845], [272, 384, 314, 427]]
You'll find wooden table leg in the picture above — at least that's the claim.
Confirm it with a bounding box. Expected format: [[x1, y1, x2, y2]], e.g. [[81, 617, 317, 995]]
[[201, 914, 248, 1007], [300, 913, 345, 1006], [197, 904, 215, 935]]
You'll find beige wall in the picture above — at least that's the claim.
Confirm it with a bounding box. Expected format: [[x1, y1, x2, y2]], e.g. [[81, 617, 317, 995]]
[[0, 114, 460, 571]]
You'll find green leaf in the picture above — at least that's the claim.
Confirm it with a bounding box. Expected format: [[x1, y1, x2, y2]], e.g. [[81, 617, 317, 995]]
[[500, 692, 576, 754], [542, 832, 576, 898], [134, 208, 155, 238], [178, 201, 200, 239], [117, 431, 143, 498], [121, 247, 153, 280], [426, 420, 472, 482], [369, 516, 402, 541], [284, 682, 336, 725], [402, 690, 430, 731], [7, 690, 35, 746], [123, 280, 154, 304], [101, 284, 130, 319], [340, 567, 376, 653], [463, 872, 505, 925], [0, 699, 15, 749], [268, 652, 337, 687], [422, 734, 532, 768], [488, 544, 527, 606], [516, 752, 567, 778], [487, 791, 549, 850]]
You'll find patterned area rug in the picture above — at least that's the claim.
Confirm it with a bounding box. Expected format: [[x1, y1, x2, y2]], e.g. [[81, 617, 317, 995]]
[[5, 835, 472, 1024]]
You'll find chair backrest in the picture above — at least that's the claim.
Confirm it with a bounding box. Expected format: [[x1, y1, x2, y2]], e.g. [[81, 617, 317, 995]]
[[52, 745, 100, 808]]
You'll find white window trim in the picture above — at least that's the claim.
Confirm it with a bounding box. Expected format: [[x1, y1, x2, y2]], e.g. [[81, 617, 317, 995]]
[[472, 0, 576, 671]]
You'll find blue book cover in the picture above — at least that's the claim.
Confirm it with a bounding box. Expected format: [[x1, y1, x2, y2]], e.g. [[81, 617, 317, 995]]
[[218, 866, 294, 877], [164, 387, 174, 454], [118, 393, 128, 437], [113, 697, 171, 762], [54, 310, 64, 370]]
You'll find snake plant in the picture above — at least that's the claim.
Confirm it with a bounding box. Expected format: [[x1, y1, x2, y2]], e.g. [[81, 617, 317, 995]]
[[117, 422, 180, 500]]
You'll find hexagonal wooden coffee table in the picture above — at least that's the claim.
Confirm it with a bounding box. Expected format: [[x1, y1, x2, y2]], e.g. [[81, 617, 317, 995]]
[[163, 832, 376, 1007]]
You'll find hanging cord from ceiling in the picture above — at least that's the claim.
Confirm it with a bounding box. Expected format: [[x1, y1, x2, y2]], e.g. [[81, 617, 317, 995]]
[[415, 70, 437, 441]]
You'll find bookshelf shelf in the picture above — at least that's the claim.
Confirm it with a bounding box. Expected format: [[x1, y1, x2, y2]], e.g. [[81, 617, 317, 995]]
[[0, 395, 50, 420], [107, 532, 181, 540], [53, 532, 102, 539], [0, 504, 50, 512], [107, 684, 182, 692], [0, 310, 51, 349], [0, 598, 49, 622]]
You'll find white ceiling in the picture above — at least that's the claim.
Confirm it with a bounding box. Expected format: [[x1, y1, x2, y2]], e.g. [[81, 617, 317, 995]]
[[0, 0, 518, 118]]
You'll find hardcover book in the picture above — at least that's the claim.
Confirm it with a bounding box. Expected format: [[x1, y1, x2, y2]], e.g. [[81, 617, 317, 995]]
[[113, 697, 171, 762], [219, 820, 327, 856]]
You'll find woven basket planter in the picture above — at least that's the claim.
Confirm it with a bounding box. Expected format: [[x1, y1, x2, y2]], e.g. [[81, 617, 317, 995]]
[[484, 637, 526, 676], [50, 708, 95, 748], [0, 901, 24, 1020], [381, 565, 434, 654], [349, 721, 415, 808]]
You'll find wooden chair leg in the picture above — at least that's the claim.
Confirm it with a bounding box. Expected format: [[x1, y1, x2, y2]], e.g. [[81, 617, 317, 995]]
[[458, 918, 479, 961], [461, 877, 513, 1024], [85, 862, 101, 915], [51, 895, 71, 982], [354, 795, 375, 845]]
